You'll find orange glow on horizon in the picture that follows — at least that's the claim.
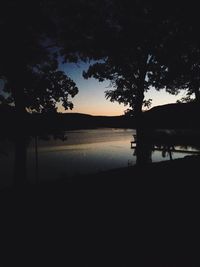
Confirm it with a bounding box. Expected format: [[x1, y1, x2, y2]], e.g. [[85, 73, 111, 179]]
[[58, 102, 126, 116]]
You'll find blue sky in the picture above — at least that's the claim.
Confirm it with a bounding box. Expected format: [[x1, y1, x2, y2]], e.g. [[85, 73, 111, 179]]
[[59, 62, 187, 116], [0, 62, 187, 115]]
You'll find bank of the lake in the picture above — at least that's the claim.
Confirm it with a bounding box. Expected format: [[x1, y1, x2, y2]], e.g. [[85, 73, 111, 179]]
[[1, 155, 200, 266]]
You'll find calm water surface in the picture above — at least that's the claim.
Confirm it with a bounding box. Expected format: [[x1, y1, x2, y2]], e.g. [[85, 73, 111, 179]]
[[0, 128, 199, 188]]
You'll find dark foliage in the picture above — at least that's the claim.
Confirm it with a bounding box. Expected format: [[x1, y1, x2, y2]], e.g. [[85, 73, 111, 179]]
[[142, 102, 200, 129], [0, 1, 78, 113]]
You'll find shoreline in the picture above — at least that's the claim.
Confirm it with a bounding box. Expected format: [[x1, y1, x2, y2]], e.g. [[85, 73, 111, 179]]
[[1, 154, 200, 192], [1, 155, 200, 266]]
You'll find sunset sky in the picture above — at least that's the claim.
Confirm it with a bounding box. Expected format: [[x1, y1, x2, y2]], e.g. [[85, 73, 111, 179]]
[[59, 62, 187, 116], [0, 62, 187, 116]]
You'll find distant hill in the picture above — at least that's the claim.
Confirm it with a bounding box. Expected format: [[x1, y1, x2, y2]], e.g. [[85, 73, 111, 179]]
[[142, 102, 200, 129], [1, 102, 199, 135], [29, 112, 135, 132], [0, 107, 134, 135]]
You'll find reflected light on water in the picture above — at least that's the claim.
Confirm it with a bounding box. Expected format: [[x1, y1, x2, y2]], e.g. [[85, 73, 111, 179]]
[[1, 128, 200, 189]]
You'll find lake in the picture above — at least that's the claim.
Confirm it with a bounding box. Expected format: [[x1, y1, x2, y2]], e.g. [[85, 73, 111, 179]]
[[0, 128, 199, 189]]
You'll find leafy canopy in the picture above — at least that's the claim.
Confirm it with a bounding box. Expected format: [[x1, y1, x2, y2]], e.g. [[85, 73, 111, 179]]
[[81, 0, 169, 114], [0, 1, 78, 113]]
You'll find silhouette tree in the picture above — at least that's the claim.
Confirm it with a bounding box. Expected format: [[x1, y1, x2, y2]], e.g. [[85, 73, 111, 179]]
[[151, 44, 200, 104], [1, 59, 78, 113], [82, 1, 158, 122], [80, 0, 200, 163], [0, 1, 78, 114], [77, 0, 169, 164], [0, 1, 79, 185], [147, 1, 200, 104], [79, 1, 200, 115]]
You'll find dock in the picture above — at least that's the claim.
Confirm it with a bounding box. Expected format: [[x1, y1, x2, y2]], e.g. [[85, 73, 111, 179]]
[[130, 142, 200, 155]]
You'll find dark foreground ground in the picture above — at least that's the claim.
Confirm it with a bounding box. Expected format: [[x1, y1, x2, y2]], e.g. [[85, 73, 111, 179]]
[[1, 155, 200, 266]]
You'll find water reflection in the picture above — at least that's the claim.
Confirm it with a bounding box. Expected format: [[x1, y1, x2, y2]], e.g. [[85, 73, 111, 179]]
[[0, 129, 135, 188], [132, 129, 200, 165], [27, 131, 135, 183], [1, 128, 200, 190]]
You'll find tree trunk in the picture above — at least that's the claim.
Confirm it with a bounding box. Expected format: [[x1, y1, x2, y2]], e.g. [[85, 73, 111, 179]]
[[135, 54, 151, 165], [12, 81, 28, 186], [194, 86, 200, 103], [14, 134, 27, 187], [135, 124, 153, 165]]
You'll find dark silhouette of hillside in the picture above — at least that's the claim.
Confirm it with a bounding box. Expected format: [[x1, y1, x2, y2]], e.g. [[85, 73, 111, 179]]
[[1, 102, 200, 136], [142, 102, 200, 129], [55, 113, 134, 130], [0, 106, 134, 136]]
